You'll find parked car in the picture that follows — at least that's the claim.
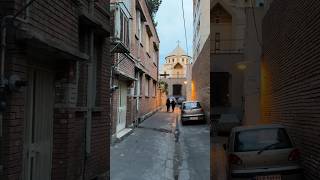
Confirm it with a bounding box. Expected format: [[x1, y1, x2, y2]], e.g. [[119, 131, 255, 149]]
[[177, 96, 186, 105], [216, 114, 241, 135], [224, 124, 303, 180], [180, 101, 205, 125]]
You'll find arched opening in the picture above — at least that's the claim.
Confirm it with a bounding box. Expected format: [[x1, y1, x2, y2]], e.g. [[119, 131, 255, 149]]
[[211, 3, 233, 52], [173, 63, 183, 78]]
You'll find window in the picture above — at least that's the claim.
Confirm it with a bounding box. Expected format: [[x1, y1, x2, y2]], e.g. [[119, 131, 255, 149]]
[[153, 51, 158, 64], [22, 0, 31, 19], [145, 77, 150, 96], [197, 21, 200, 32], [215, 16, 220, 24], [215, 33, 221, 51], [134, 71, 141, 96], [136, 10, 142, 41], [153, 82, 156, 97], [120, 9, 130, 47], [139, 73, 143, 96], [234, 128, 293, 152], [182, 102, 201, 110], [146, 33, 150, 53]]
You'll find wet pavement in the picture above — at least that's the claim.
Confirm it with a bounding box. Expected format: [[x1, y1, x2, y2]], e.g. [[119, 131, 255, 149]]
[[111, 107, 210, 180]]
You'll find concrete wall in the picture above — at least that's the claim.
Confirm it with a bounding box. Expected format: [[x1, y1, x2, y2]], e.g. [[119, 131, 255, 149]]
[[193, 0, 210, 62], [262, 0, 320, 179], [211, 53, 245, 118]]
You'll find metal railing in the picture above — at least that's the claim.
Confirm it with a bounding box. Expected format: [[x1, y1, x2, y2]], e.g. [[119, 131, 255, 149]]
[[211, 39, 244, 54]]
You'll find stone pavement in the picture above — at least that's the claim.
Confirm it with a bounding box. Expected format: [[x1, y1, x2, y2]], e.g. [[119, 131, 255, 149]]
[[111, 108, 177, 180]]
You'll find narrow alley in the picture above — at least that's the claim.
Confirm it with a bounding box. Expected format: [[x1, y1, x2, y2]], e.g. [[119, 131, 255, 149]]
[[111, 107, 210, 180]]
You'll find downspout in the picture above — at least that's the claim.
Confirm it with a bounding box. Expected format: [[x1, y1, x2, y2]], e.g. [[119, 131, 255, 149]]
[[0, 0, 37, 88], [0, 16, 10, 89], [83, 1, 95, 179]]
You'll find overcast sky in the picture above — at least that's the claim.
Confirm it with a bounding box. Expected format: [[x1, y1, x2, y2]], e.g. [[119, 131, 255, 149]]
[[155, 0, 193, 67]]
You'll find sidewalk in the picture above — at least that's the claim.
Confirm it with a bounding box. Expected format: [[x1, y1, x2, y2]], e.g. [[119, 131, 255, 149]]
[[111, 108, 178, 180]]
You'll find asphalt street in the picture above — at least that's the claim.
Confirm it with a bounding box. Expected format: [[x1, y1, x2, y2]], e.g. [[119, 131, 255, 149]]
[[111, 107, 210, 180]]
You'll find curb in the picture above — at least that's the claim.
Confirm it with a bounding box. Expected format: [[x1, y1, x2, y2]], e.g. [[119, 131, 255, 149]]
[[111, 106, 165, 145], [138, 106, 164, 124]]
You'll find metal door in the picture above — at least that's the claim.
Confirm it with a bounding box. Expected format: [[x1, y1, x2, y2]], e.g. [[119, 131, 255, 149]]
[[116, 81, 127, 133], [23, 68, 54, 180]]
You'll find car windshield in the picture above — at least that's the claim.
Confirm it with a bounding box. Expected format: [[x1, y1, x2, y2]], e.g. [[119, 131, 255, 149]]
[[234, 128, 293, 152], [182, 102, 201, 110]]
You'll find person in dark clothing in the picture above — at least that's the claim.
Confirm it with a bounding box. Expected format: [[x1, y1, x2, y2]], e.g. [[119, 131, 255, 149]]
[[166, 98, 171, 112], [171, 99, 176, 112]]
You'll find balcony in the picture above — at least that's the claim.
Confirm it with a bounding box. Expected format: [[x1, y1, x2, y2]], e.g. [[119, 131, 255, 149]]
[[211, 39, 244, 54]]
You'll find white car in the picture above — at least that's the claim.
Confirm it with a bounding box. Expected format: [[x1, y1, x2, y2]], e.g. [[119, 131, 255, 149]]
[[180, 101, 205, 125], [225, 124, 303, 180]]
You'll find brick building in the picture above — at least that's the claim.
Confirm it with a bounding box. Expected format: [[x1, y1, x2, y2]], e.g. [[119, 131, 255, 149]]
[[110, 0, 161, 138], [262, 0, 320, 179], [0, 0, 111, 180]]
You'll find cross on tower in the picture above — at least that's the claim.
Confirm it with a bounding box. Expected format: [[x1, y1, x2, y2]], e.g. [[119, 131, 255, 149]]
[[160, 72, 170, 79], [177, 40, 181, 47]]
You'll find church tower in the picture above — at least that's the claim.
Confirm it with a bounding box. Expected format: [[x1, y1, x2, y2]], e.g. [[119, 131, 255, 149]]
[[162, 43, 191, 78], [160, 43, 192, 98]]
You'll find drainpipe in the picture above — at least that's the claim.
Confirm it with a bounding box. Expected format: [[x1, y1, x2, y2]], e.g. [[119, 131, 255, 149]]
[[0, 16, 11, 89]]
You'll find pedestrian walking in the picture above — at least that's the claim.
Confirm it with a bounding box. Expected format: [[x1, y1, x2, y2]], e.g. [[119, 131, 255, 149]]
[[166, 98, 171, 112], [171, 99, 176, 112]]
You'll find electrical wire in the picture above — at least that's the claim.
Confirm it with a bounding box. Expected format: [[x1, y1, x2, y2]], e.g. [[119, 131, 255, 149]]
[[181, 0, 189, 56], [250, 0, 263, 48]]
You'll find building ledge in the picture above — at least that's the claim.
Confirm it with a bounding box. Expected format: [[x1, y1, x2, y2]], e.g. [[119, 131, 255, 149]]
[[78, 5, 110, 35], [15, 19, 89, 61]]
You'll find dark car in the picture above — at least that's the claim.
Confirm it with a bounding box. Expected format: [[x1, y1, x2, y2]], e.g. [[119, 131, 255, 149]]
[[180, 101, 205, 125]]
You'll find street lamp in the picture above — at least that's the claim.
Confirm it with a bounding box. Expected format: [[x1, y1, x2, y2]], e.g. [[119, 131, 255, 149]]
[[184, 81, 188, 85], [236, 62, 248, 70]]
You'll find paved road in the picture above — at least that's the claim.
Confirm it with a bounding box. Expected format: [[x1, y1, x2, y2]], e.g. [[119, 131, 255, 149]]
[[111, 107, 210, 180], [177, 113, 210, 180]]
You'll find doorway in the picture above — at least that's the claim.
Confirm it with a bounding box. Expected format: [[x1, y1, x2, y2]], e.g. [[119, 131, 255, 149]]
[[116, 81, 128, 133], [173, 84, 182, 96], [23, 68, 55, 180]]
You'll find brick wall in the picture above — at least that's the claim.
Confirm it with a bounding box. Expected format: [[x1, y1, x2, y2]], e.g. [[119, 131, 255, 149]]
[[192, 37, 210, 119], [110, 0, 160, 136], [1, 0, 111, 180], [262, 0, 320, 179]]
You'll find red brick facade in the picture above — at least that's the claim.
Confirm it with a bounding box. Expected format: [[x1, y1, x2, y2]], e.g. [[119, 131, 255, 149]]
[[262, 0, 320, 179], [0, 0, 111, 180], [110, 0, 162, 136]]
